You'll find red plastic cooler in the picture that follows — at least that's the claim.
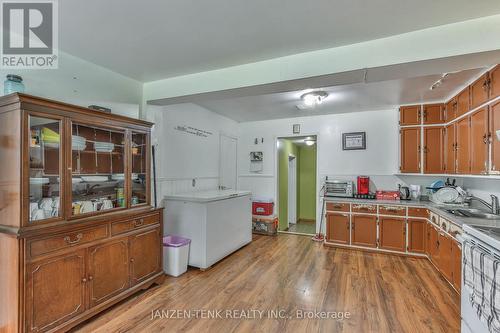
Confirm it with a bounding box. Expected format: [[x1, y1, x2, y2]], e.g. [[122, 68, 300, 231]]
[[252, 198, 274, 216]]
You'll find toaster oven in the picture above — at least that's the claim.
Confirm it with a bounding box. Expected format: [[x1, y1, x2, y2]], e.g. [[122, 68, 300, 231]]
[[324, 181, 354, 198]]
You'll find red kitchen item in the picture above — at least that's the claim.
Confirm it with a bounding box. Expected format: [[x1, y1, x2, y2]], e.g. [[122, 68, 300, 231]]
[[376, 191, 401, 200], [252, 198, 274, 216], [357, 176, 370, 195]]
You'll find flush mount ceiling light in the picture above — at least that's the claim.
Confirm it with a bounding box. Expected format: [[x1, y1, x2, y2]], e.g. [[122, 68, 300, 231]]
[[304, 139, 316, 146], [300, 91, 329, 107]]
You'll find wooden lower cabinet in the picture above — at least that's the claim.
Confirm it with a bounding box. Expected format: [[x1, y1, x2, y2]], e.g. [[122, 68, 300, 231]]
[[429, 224, 440, 266], [407, 219, 425, 253], [451, 241, 462, 292], [130, 227, 162, 285], [26, 251, 87, 333], [23, 213, 163, 333], [87, 238, 130, 307], [351, 215, 377, 248], [438, 232, 453, 282], [326, 213, 350, 244], [379, 217, 405, 252]]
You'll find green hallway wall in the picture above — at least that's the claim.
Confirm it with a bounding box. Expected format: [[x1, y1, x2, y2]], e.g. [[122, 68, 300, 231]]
[[278, 139, 316, 230], [298, 145, 316, 221], [278, 139, 299, 230]]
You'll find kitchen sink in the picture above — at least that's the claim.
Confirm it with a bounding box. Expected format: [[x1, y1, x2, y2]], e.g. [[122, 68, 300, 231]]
[[446, 208, 500, 220]]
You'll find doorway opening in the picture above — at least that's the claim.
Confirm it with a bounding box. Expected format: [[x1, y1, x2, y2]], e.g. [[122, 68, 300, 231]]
[[277, 135, 317, 235]]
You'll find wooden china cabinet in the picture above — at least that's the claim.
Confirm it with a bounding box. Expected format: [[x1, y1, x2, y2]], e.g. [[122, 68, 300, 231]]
[[0, 94, 164, 333]]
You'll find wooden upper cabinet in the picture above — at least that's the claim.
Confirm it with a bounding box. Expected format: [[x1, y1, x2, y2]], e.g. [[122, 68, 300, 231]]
[[87, 238, 130, 307], [456, 117, 471, 174], [423, 127, 444, 174], [408, 219, 425, 253], [445, 97, 457, 122], [492, 101, 500, 173], [451, 241, 462, 293], [400, 127, 421, 173], [470, 73, 490, 109], [129, 227, 162, 286], [400, 105, 421, 126], [326, 213, 350, 244], [26, 250, 87, 333], [470, 107, 489, 174], [490, 65, 500, 100], [423, 104, 445, 124], [379, 217, 406, 252], [351, 215, 377, 248], [438, 232, 453, 283], [444, 123, 456, 174], [456, 88, 470, 118]]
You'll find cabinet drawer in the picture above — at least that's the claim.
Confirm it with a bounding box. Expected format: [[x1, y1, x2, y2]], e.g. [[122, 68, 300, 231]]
[[29, 225, 109, 258], [408, 207, 429, 218], [111, 214, 159, 236], [326, 202, 350, 212], [379, 205, 406, 216], [352, 204, 377, 214]]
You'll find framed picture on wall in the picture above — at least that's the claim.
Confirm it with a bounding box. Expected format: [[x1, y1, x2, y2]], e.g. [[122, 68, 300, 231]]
[[342, 132, 366, 150]]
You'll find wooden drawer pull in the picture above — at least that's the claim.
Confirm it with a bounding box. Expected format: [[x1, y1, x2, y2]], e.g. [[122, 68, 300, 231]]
[[135, 218, 144, 227], [64, 233, 83, 245], [332, 205, 343, 209]]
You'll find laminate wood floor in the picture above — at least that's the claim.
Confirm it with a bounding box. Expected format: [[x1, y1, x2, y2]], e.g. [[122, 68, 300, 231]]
[[72, 234, 460, 333]]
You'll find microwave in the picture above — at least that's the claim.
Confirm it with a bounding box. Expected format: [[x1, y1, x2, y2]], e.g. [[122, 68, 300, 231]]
[[324, 180, 354, 198]]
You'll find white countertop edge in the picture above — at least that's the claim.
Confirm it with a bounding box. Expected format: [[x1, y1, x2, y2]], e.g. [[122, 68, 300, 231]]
[[164, 190, 252, 203]]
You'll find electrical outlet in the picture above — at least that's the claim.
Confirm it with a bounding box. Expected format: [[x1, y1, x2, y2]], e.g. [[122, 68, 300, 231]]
[[192, 179, 196, 187]]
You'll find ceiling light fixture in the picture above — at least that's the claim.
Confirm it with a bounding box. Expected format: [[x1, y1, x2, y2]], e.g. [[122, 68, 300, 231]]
[[304, 139, 316, 146], [300, 91, 328, 107]]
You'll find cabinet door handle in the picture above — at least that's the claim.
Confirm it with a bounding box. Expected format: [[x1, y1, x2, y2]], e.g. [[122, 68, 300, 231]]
[[82, 277, 87, 283], [130, 258, 135, 263], [64, 233, 83, 245], [88, 275, 93, 281], [483, 134, 488, 144], [134, 218, 144, 227]]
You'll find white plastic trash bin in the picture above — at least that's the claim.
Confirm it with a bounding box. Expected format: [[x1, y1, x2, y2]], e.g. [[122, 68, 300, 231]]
[[163, 235, 191, 277]]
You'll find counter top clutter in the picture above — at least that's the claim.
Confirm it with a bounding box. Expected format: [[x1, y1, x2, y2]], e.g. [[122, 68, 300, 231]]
[[0, 93, 163, 333], [164, 189, 252, 270]]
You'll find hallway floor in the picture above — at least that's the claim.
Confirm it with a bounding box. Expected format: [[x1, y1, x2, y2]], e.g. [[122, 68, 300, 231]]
[[286, 220, 316, 234]]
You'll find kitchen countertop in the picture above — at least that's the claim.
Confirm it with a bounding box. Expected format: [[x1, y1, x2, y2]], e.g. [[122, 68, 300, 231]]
[[323, 196, 500, 229], [164, 190, 252, 203]]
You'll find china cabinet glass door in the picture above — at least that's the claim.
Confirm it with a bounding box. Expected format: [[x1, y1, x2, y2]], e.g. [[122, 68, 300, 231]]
[[28, 115, 62, 222], [131, 132, 148, 206], [71, 123, 126, 216]]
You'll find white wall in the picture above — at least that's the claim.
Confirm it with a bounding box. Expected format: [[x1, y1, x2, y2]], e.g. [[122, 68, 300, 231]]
[[149, 103, 239, 199], [238, 108, 401, 231], [0, 51, 142, 118]]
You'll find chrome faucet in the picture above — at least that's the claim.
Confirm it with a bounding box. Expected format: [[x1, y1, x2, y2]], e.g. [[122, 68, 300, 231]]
[[466, 194, 500, 215]]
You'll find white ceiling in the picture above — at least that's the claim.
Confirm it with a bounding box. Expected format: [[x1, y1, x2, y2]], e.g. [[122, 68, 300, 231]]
[[60, 0, 500, 81], [195, 68, 485, 122]]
